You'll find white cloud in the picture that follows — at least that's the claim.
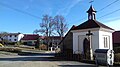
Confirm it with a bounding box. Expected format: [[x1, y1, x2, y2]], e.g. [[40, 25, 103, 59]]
[[104, 19, 120, 31], [56, 0, 83, 17]]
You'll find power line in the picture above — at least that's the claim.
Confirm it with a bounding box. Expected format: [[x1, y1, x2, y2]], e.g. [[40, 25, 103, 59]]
[[104, 17, 120, 22], [0, 2, 41, 19], [98, 0, 120, 12], [81, 0, 119, 20], [98, 8, 120, 19], [97, 0, 120, 19], [2, 0, 118, 21], [80, 0, 120, 21]]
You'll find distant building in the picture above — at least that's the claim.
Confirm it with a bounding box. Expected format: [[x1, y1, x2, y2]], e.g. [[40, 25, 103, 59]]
[[49, 36, 62, 49], [20, 34, 61, 48], [41, 36, 62, 50], [113, 31, 120, 47], [1, 33, 24, 42], [21, 34, 39, 46]]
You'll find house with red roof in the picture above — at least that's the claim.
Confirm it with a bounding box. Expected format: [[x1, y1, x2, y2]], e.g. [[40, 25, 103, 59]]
[[0, 32, 24, 43], [21, 34, 39, 46], [21, 34, 61, 50]]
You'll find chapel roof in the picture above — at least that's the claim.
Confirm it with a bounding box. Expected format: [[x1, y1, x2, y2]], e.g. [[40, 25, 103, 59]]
[[73, 19, 114, 30]]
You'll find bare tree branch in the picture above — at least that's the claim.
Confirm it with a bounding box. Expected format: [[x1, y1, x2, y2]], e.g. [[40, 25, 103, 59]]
[[33, 14, 56, 48], [54, 15, 68, 38]]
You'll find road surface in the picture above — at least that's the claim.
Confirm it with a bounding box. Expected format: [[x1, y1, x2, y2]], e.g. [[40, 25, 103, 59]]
[[0, 51, 115, 67]]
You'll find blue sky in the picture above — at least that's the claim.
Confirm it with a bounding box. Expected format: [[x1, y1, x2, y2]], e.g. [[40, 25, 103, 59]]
[[0, 0, 120, 34]]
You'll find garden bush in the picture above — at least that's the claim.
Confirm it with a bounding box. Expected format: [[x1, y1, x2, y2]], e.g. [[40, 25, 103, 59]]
[[39, 44, 47, 50]]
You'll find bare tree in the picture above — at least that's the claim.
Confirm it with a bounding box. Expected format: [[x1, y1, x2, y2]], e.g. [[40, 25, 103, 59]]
[[54, 15, 68, 39], [34, 15, 55, 49], [39, 15, 55, 37], [34, 15, 68, 49], [33, 29, 39, 34]]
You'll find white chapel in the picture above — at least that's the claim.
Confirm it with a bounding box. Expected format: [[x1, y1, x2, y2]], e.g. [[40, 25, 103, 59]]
[[71, 5, 115, 60]]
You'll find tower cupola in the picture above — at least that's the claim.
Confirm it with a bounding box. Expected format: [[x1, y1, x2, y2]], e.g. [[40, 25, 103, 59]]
[[87, 5, 97, 20]]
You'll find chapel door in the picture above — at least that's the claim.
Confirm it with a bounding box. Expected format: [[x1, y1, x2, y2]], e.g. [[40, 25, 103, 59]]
[[83, 38, 90, 59]]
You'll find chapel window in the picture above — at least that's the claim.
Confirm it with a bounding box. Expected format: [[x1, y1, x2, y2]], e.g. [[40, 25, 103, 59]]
[[103, 36, 109, 48]]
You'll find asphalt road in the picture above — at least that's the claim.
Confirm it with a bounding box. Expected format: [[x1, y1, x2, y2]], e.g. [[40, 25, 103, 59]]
[[0, 51, 116, 67]]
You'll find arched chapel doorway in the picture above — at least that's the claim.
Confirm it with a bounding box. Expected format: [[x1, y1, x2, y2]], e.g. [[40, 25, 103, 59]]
[[83, 38, 90, 59]]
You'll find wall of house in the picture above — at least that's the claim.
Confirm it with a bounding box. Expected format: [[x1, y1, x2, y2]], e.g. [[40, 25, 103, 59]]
[[18, 34, 24, 41], [49, 39, 61, 47], [59, 31, 73, 53], [72, 28, 114, 54], [99, 29, 113, 50], [73, 29, 99, 54], [1, 33, 24, 43], [21, 40, 37, 45], [7, 35, 18, 42], [7, 34, 24, 42]]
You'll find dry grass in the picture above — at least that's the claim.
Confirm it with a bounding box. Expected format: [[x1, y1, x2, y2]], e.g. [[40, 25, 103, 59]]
[[0, 47, 21, 53]]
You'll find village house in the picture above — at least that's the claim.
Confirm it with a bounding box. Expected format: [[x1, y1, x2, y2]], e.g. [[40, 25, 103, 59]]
[[41, 36, 61, 50], [20, 34, 61, 50], [1, 33, 24, 43], [21, 34, 39, 46], [59, 5, 115, 60]]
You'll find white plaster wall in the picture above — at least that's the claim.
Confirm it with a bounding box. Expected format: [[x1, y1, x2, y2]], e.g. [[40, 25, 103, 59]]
[[99, 30, 113, 50], [78, 35, 86, 54], [91, 31, 99, 53], [72, 28, 114, 54], [73, 30, 99, 54], [18, 34, 24, 41], [7, 34, 24, 42], [73, 33, 79, 54], [8, 35, 17, 42]]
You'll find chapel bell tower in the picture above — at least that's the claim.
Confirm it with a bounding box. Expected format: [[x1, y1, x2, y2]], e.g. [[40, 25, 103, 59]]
[[87, 5, 97, 20]]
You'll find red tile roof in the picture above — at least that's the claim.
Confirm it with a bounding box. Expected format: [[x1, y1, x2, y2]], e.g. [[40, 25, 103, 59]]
[[73, 19, 114, 30], [39, 36, 61, 40], [113, 31, 120, 44], [21, 34, 39, 40]]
